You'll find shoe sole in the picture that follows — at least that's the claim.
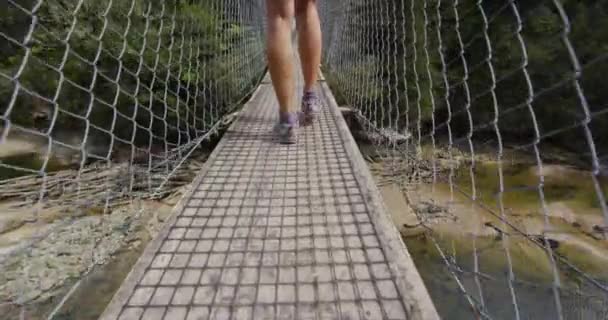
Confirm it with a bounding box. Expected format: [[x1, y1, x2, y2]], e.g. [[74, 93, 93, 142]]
[[279, 139, 296, 145], [300, 112, 318, 127], [274, 126, 297, 145]]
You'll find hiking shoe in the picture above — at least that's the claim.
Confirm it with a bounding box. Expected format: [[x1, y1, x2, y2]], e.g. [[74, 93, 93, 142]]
[[274, 112, 298, 144], [300, 91, 321, 126]]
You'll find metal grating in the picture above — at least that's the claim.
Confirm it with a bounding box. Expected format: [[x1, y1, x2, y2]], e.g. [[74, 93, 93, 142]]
[[100, 74, 437, 320]]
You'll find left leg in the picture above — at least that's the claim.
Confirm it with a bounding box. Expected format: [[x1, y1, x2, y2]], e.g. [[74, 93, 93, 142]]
[[265, 0, 297, 143]]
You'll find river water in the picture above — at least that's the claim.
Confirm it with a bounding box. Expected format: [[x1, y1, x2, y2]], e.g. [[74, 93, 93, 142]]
[[400, 153, 608, 319], [2, 142, 607, 319]]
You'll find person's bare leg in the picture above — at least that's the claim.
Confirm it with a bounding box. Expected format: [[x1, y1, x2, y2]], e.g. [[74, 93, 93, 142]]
[[296, 0, 321, 93], [266, 0, 296, 118], [296, 0, 322, 125], [266, 0, 297, 143]]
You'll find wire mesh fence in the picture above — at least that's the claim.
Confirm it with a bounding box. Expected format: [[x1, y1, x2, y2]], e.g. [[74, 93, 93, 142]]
[[319, 0, 608, 319], [0, 0, 265, 318], [3, 0, 608, 319]]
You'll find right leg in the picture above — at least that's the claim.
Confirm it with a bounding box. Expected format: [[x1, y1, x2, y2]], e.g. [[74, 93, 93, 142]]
[[265, 0, 297, 128], [295, 0, 321, 93], [295, 0, 322, 125]]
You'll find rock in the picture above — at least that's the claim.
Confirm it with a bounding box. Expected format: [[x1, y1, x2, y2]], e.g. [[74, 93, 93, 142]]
[[129, 240, 142, 248], [39, 276, 54, 291], [17, 289, 42, 304], [437, 158, 460, 170], [0, 212, 125, 304], [0, 198, 181, 305], [0, 223, 53, 249], [415, 201, 445, 215], [0, 215, 28, 235], [533, 236, 560, 249], [545, 202, 577, 225], [0, 185, 188, 306], [39, 207, 72, 224], [483, 222, 505, 240], [592, 225, 607, 239]]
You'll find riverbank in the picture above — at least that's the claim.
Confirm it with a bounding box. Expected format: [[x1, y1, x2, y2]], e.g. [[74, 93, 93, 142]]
[[0, 137, 215, 319], [0, 188, 185, 319], [364, 141, 608, 319]]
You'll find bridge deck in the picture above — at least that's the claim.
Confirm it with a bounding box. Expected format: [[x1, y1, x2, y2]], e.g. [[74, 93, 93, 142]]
[[101, 73, 438, 320]]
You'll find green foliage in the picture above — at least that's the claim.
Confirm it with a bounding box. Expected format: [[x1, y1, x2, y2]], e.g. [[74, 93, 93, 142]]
[[327, 0, 608, 155], [0, 0, 264, 148]]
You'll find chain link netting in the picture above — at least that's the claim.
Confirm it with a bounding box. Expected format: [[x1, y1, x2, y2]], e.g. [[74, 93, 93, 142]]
[[0, 0, 265, 318], [3, 0, 608, 319], [320, 0, 607, 319]]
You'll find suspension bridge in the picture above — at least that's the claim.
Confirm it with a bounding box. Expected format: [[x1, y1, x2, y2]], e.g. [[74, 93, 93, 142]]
[[1, 0, 607, 320], [99, 68, 439, 319]]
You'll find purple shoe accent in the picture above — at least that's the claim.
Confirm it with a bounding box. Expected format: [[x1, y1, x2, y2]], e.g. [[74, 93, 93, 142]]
[[275, 111, 298, 144], [280, 111, 299, 126], [300, 91, 321, 126]]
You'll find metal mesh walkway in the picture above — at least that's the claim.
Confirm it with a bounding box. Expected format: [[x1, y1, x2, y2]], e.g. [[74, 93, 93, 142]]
[[100, 74, 438, 320]]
